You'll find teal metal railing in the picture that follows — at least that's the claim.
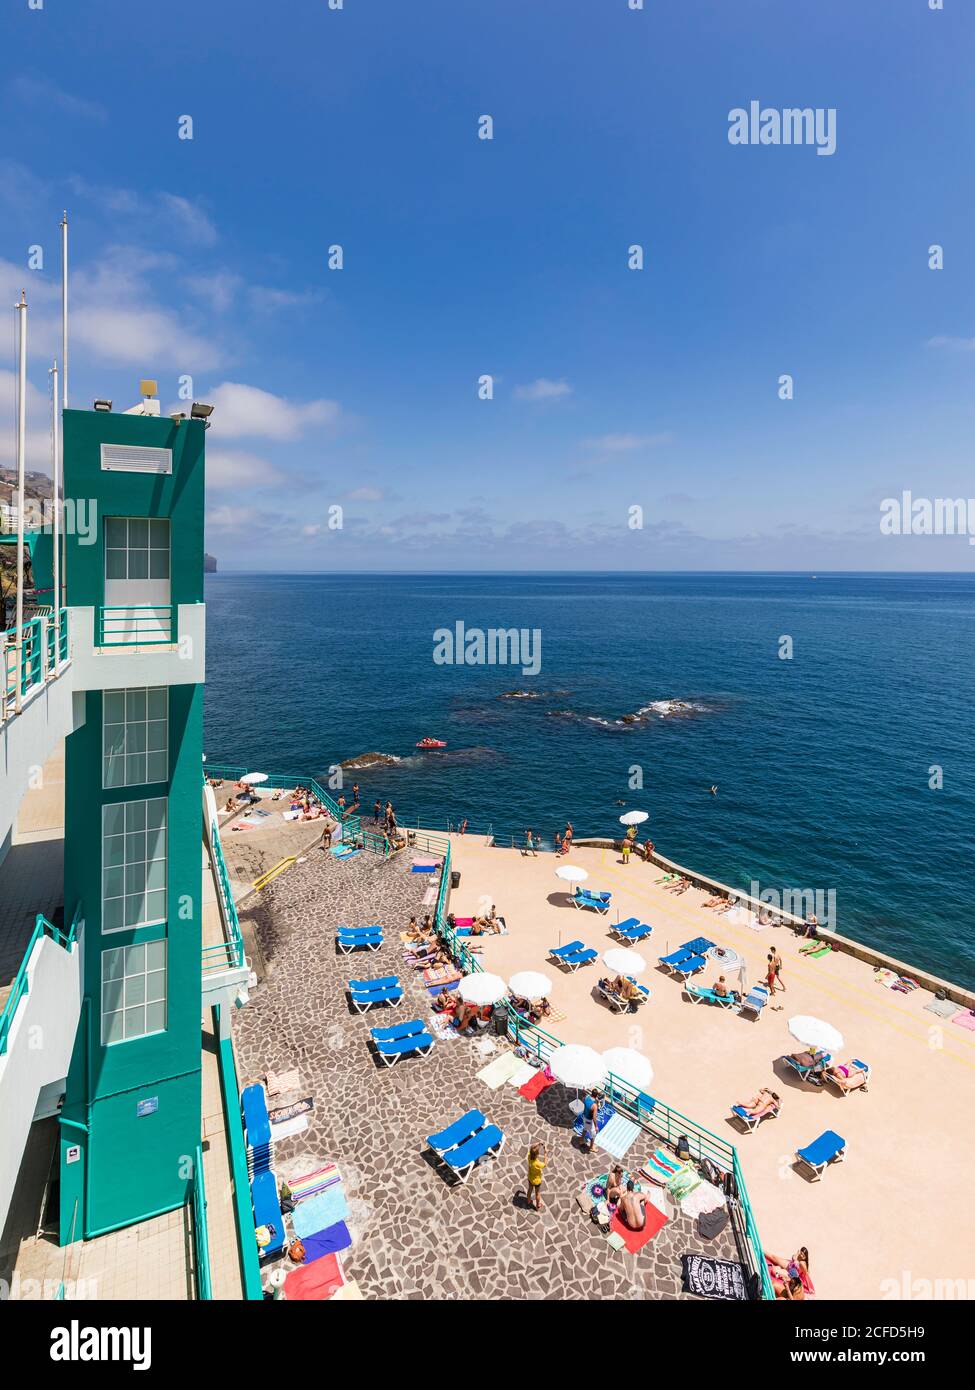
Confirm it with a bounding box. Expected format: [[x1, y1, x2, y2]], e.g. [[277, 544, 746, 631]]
[[0, 905, 82, 1056], [58, 607, 68, 663], [191, 1143, 213, 1300], [97, 604, 174, 646], [203, 819, 245, 975]]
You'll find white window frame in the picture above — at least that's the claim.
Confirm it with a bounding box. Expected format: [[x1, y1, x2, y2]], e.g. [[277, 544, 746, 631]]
[[100, 940, 167, 1045], [103, 688, 169, 789], [104, 516, 170, 582], [101, 797, 168, 934]]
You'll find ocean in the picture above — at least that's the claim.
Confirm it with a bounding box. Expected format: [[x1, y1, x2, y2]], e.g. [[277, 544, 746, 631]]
[[203, 572, 975, 987]]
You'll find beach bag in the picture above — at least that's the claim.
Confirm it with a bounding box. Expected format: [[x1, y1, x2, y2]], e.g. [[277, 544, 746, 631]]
[[675, 1134, 691, 1162], [288, 1238, 306, 1264], [700, 1158, 722, 1188]]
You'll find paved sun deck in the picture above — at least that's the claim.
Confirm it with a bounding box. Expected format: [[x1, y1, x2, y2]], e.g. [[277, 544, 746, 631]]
[[228, 845, 743, 1300], [445, 835, 975, 1300]]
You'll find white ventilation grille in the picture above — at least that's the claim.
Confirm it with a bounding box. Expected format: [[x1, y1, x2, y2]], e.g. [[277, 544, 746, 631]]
[[100, 443, 173, 475]]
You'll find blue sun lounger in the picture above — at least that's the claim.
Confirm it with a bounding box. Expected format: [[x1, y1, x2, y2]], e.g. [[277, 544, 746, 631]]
[[426, 1109, 488, 1156], [738, 984, 770, 1017], [658, 946, 696, 974], [349, 975, 403, 1013], [783, 1051, 831, 1083], [548, 940, 598, 971], [597, 979, 650, 1013], [371, 1018, 434, 1065], [337, 926, 383, 954], [684, 984, 738, 1009], [572, 889, 612, 913], [731, 1099, 780, 1134], [672, 954, 706, 980], [796, 1129, 846, 1180], [250, 1168, 285, 1258], [439, 1124, 505, 1183], [610, 920, 654, 944]]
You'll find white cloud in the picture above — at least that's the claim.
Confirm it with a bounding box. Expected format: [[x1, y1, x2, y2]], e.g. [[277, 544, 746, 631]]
[[343, 485, 383, 502], [248, 285, 323, 313], [8, 75, 107, 123], [0, 369, 52, 471], [205, 503, 263, 534], [205, 450, 284, 491], [514, 378, 572, 402], [582, 431, 673, 453], [301, 523, 322, 537], [182, 272, 242, 315], [926, 335, 975, 352], [73, 304, 221, 371], [205, 382, 341, 440], [67, 177, 217, 247], [157, 193, 217, 248]]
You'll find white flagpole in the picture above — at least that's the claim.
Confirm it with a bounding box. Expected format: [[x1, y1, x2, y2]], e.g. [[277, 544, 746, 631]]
[[14, 291, 27, 713], [60, 212, 68, 409], [50, 359, 61, 672]]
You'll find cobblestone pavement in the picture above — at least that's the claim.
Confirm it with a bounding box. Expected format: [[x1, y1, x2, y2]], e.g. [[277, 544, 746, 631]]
[[231, 847, 743, 1300]]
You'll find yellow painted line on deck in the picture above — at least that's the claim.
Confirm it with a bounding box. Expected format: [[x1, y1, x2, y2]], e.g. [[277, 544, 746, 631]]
[[253, 856, 297, 892], [595, 849, 975, 1072]]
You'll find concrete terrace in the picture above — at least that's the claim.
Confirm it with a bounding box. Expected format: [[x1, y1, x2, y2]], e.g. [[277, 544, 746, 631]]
[[445, 835, 975, 1301], [226, 843, 742, 1300]]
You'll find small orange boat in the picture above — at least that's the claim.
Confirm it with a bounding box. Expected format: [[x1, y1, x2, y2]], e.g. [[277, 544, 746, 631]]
[[415, 737, 447, 749]]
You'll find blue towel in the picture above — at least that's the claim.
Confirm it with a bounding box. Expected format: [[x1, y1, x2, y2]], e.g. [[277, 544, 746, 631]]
[[301, 1221, 352, 1262], [293, 1186, 350, 1238], [411, 865, 436, 873]]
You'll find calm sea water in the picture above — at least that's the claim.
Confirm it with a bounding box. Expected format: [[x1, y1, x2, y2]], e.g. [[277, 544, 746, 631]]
[[203, 572, 975, 987]]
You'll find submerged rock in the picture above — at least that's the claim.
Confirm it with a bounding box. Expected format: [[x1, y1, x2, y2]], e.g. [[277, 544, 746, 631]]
[[340, 751, 401, 769]]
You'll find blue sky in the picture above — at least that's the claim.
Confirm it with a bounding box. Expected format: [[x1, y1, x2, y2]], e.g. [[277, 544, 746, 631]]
[[1, 0, 973, 570]]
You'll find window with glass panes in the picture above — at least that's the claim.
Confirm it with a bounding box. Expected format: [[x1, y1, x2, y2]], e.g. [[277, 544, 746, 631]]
[[104, 517, 170, 580], [102, 797, 168, 932], [103, 688, 168, 788], [101, 940, 167, 1044]]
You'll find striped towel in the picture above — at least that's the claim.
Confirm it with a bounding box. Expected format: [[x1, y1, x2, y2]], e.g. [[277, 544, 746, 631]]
[[287, 1164, 341, 1203], [640, 1148, 685, 1184], [596, 1113, 642, 1161], [423, 965, 462, 987]]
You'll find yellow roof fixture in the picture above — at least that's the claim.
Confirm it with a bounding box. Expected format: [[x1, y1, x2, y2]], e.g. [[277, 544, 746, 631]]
[[140, 379, 158, 399]]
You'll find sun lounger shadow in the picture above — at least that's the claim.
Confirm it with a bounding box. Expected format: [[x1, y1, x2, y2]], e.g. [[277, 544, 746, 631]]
[[773, 1056, 827, 1089]]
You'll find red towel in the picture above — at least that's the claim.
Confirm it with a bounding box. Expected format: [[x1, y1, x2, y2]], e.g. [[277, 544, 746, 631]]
[[519, 1070, 557, 1102], [609, 1205, 668, 1253], [284, 1252, 344, 1300]]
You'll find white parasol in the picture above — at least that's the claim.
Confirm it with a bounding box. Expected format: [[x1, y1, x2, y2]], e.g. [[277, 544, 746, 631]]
[[601, 1046, 654, 1090], [619, 810, 649, 825], [508, 971, 553, 1000], [240, 771, 269, 785], [555, 864, 588, 883], [603, 947, 647, 977], [788, 1015, 844, 1053], [547, 1044, 607, 1091], [457, 972, 508, 1007]]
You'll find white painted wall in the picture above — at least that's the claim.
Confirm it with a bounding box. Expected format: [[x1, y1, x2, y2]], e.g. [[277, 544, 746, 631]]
[[0, 922, 84, 1236], [68, 603, 206, 691], [0, 658, 80, 865]]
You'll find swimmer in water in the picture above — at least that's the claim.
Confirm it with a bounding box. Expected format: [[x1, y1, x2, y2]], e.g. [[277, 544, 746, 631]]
[[710, 785, 718, 795]]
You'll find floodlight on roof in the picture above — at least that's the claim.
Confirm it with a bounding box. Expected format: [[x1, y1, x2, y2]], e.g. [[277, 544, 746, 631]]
[[93, 399, 112, 412]]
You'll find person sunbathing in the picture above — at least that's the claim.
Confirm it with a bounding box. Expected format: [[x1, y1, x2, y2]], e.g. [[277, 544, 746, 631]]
[[452, 1001, 479, 1032], [665, 876, 690, 894], [799, 936, 827, 955], [702, 894, 726, 910], [619, 1181, 650, 1232], [766, 1247, 812, 1299], [736, 1089, 780, 1119], [432, 988, 456, 1013], [224, 796, 239, 813], [825, 1061, 867, 1092], [606, 1165, 626, 1206], [788, 1048, 829, 1081]]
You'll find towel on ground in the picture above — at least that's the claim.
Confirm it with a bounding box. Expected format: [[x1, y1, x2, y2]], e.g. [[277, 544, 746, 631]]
[[301, 1221, 352, 1262], [679, 1179, 725, 1219], [292, 1186, 350, 1238], [423, 966, 462, 987], [924, 996, 958, 1018], [595, 1113, 642, 1161], [505, 1060, 540, 1088], [667, 1166, 702, 1202], [951, 1009, 975, 1031], [608, 1205, 668, 1253], [266, 1068, 301, 1097], [477, 1052, 523, 1089], [286, 1163, 341, 1203], [640, 1148, 685, 1185], [428, 1013, 462, 1041], [284, 1253, 344, 1301], [519, 1069, 556, 1102], [269, 1114, 309, 1141]]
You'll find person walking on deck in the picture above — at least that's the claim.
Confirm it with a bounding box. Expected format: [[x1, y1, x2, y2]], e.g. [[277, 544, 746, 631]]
[[524, 828, 537, 856], [621, 839, 631, 865]]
